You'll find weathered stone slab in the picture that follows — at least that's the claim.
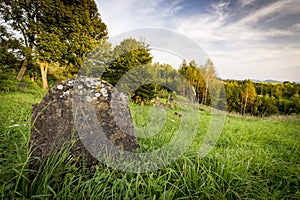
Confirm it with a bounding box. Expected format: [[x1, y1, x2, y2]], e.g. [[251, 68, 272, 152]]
[[30, 77, 139, 169]]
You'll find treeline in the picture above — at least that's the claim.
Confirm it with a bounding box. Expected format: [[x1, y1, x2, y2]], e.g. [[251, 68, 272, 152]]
[[1, 1, 299, 117], [176, 60, 300, 116], [83, 38, 193, 103], [225, 80, 300, 116]]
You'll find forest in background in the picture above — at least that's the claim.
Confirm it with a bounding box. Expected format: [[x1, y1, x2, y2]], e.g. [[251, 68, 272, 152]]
[[0, 0, 299, 117]]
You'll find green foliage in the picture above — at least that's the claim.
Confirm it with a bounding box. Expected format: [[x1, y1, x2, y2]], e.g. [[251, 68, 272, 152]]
[[95, 38, 157, 102], [83, 39, 114, 76], [225, 80, 300, 116], [0, 65, 42, 92], [0, 25, 22, 67], [47, 62, 77, 81], [240, 80, 257, 115], [85, 39, 298, 116], [102, 38, 152, 86], [118, 63, 157, 102], [179, 59, 204, 98], [177, 59, 300, 116], [179, 59, 222, 106], [0, 0, 107, 87], [37, 0, 107, 68], [0, 0, 37, 78], [36, 32, 67, 62]]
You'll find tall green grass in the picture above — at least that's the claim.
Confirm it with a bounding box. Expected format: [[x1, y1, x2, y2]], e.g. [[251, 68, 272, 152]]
[[0, 85, 299, 199]]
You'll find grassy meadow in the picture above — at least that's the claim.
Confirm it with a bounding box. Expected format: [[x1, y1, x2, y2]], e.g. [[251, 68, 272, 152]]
[[0, 81, 299, 199]]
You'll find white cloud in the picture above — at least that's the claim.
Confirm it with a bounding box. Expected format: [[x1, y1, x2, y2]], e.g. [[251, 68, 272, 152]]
[[159, 0, 183, 17], [238, 0, 256, 8], [96, 0, 300, 81], [96, 0, 183, 37], [211, 1, 230, 21], [174, 1, 300, 81], [236, 0, 300, 26]]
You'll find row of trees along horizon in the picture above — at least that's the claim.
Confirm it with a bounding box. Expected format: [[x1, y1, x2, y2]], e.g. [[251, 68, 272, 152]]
[[1, 0, 299, 117]]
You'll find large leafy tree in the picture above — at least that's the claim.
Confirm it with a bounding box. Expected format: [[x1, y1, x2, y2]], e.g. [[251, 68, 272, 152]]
[[99, 38, 153, 103], [179, 60, 200, 98], [201, 59, 218, 105], [39, 0, 107, 68], [35, 0, 107, 88], [224, 81, 241, 113], [0, 0, 39, 80], [102, 38, 152, 86], [179, 59, 218, 104], [0, 0, 107, 88], [240, 80, 257, 116]]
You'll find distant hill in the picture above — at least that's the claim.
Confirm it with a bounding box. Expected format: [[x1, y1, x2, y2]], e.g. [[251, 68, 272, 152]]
[[251, 79, 282, 83], [263, 79, 282, 83]]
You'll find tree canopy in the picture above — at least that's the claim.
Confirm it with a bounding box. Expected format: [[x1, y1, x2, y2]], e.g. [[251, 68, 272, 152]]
[[0, 24, 21, 67], [102, 38, 152, 86], [0, 0, 107, 88]]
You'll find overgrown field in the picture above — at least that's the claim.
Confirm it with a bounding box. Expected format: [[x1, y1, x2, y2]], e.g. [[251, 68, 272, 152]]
[[0, 85, 299, 199]]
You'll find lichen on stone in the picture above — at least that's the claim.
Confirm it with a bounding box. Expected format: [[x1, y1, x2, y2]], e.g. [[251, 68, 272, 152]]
[[57, 84, 64, 90]]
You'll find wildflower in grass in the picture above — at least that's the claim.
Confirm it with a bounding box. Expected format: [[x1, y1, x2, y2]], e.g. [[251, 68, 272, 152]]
[[8, 124, 20, 128]]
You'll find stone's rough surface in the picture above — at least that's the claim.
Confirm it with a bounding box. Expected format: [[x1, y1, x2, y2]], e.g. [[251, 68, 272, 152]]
[[30, 77, 139, 169]]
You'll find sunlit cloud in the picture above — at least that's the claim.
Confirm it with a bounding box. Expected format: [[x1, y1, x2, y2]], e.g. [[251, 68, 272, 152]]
[[238, 0, 257, 8], [96, 0, 300, 82], [236, 0, 300, 26]]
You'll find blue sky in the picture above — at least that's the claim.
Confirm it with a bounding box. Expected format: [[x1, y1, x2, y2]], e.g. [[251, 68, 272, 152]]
[[96, 0, 300, 82]]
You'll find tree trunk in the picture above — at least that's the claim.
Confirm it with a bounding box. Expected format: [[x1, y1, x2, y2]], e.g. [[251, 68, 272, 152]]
[[202, 79, 209, 105], [182, 77, 185, 96], [201, 87, 205, 105], [40, 61, 49, 89], [16, 58, 28, 81], [242, 92, 249, 116], [204, 84, 208, 105], [201, 70, 209, 105]]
